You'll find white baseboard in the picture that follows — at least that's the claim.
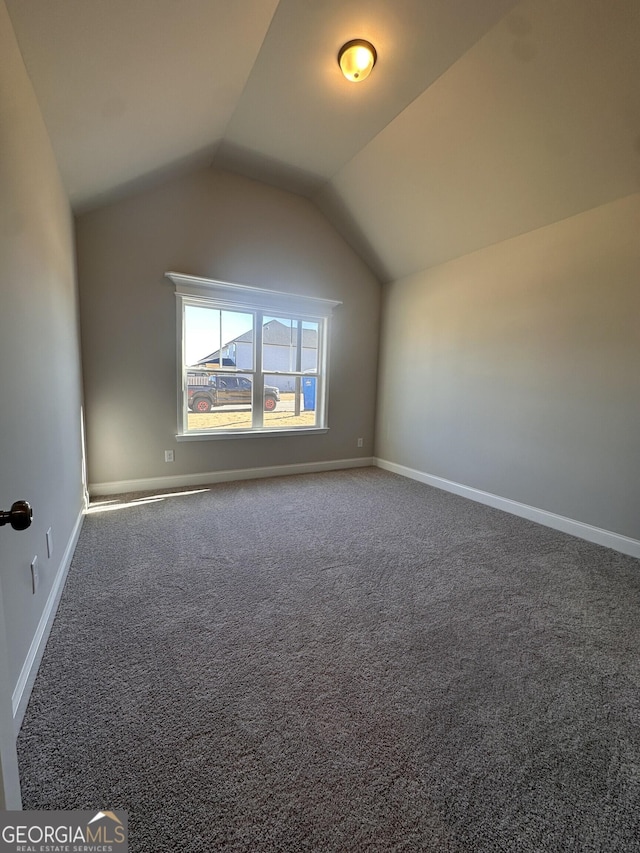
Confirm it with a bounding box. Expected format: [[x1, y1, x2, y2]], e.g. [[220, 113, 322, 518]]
[[89, 457, 375, 497], [375, 458, 640, 560], [12, 509, 85, 731]]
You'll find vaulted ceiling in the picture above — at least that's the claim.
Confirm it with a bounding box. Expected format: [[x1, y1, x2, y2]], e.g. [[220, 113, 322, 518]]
[[6, 0, 640, 282]]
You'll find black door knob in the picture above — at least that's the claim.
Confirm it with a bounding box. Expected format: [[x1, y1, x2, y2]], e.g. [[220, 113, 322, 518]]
[[0, 500, 33, 531]]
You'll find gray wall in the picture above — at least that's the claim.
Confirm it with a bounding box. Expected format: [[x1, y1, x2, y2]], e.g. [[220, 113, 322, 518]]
[[376, 193, 640, 541], [76, 168, 380, 489], [0, 1, 85, 705]]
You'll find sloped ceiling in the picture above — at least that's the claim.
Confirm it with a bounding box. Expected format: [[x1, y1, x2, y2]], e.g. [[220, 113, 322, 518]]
[[6, 0, 640, 282]]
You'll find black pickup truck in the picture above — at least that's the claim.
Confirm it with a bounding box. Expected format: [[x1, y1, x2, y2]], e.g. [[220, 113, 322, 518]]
[[188, 374, 280, 413]]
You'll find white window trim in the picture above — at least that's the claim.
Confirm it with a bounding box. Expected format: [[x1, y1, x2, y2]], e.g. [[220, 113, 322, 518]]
[[167, 272, 341, 316], [166, 272, 341, 439]]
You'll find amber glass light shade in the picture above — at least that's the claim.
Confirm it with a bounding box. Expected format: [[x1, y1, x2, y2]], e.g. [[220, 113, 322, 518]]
[[338, 39, 377, 82]]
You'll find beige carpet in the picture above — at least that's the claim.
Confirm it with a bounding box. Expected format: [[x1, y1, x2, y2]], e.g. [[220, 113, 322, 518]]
[[17, 468, 640, 852]]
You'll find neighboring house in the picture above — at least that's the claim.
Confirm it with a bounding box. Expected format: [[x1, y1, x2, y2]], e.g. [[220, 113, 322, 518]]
[[197, 318, 318, 392]]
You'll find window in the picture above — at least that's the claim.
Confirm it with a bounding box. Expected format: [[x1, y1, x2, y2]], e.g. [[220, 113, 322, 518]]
[[167, 273, 341, 438]]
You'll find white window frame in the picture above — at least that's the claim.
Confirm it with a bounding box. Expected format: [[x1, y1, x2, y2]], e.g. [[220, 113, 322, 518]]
[[166, 272, 341, 440]]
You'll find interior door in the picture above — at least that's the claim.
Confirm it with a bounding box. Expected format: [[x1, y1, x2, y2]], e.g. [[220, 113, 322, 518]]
[[0, 577, 22, 809], [0, 500, 32, 808]]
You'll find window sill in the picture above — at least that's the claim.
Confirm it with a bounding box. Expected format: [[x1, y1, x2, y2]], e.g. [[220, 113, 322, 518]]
[[176, 428, 329, 441]]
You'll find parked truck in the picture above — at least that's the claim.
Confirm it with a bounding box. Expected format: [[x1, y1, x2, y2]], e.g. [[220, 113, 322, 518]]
[[188, 372, 279, 413]]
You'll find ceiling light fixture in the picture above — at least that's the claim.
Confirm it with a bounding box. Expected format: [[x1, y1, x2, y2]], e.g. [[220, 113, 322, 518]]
[[338, 39, 377, 82]]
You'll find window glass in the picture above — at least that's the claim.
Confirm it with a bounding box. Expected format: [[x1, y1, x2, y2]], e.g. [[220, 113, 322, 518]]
[[262, 317, 319, 374], [184, 305, 253, 369], [262, 374, 318, 429], [186, 372, 254, 432]]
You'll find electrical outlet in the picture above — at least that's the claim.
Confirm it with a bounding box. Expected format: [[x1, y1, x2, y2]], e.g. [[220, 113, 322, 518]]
[[30, 556, 39, 594], [164, 450, 174, 463], [46, 527, 53, 558], [357, 437, 364, 448]]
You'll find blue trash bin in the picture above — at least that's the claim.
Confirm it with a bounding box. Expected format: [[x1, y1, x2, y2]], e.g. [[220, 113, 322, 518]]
[[303, 376, 316, 411]]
